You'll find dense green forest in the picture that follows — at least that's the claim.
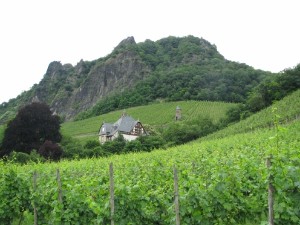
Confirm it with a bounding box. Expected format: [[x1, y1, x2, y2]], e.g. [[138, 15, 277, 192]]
[[246, 63, 300, 112]]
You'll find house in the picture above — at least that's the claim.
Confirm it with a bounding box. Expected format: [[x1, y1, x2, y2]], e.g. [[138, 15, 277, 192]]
[[99, 112, 147, 144]]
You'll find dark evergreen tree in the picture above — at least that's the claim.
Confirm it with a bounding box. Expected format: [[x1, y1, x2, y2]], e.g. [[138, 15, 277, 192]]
[[0, 102, 61, 156]]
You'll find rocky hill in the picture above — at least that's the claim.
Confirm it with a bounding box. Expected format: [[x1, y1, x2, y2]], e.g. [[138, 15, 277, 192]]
[[0, 35, 273, 123]]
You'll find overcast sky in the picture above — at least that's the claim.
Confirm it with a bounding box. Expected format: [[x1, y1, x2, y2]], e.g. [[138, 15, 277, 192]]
[[0, 0, 299, 103]]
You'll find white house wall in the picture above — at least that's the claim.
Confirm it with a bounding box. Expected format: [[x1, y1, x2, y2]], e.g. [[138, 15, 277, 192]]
[[122, 134, 139, 141]]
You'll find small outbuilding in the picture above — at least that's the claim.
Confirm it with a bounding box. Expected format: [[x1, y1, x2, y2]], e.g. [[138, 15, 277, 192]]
[[175, 106, 182, 120]]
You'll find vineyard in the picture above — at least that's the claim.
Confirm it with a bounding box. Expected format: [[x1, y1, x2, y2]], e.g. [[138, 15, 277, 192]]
[[1, 92, 300, 224], [1, 114, 300, 224], [61, 100, 236, 141], [202, 89, 300, 141]]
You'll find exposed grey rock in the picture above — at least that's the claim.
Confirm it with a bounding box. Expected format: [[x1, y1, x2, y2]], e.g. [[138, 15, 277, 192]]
[[32, 45, 150, 120], [114, 36, 136, 50]]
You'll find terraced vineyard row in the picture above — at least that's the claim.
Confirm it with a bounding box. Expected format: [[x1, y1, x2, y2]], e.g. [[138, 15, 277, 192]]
[[202, 89, 300, 141], [1, 119, 299, 224], [61, 100, 236, 139]]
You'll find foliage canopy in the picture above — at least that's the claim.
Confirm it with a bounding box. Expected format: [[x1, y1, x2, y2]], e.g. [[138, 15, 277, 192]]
[[0, 102, 62, 157]]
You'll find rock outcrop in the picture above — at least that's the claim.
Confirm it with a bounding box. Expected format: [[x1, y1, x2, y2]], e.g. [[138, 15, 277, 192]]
[[31, 37, 151, 120]]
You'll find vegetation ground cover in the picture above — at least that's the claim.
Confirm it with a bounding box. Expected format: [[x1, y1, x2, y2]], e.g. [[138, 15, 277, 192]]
[[0, 84, 299, 224], [0, 125, 4, 145], [1, 114, 299, 224], [202, 89, 300, 141], [61, 100, 236, 141]]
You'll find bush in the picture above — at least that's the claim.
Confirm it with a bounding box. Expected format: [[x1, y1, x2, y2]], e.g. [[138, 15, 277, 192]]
[[38, 140, 63, 161], [137, 135, 166, 151], [30, 150, 45, 163], [84, 146, 111, 158], [60, 136, 83, 159], [102, 135, 126, 154], [8, 151, 31, 164], [163, 117, 217, 146], [124, 140, 143, 152], [5, 150, 45, 164], [84, 140, 100, 149]]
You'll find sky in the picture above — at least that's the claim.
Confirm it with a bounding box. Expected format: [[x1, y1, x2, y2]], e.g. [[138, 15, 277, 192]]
[[0, 0, 299, 104]]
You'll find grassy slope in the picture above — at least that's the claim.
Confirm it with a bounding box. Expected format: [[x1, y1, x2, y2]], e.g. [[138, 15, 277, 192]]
[[1, 91, 300, 223], [3, 108, 300, 224], [201, 89, 300, 141], [61, 100, 236, 141]]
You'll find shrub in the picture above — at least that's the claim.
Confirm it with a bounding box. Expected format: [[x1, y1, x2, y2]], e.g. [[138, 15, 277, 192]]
[[38, 140, 63, 161], [84, 140, 100, 149], [8, 151, 31, 164]]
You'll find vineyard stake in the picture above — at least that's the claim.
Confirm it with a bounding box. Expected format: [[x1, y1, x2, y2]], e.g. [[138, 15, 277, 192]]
[[109, 163, 115, 225], [266, 155, 274, 225], [33, 171, 38, 225], [56, 169, 63, 204], [173, 166, 180, 225]]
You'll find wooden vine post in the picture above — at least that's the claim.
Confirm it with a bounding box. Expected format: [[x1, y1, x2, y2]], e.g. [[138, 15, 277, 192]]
[[109, 163, 115, 225], [173, 166, 180, 225], [266, 155, 275, 225], [33, 171, 38, 225], [56, 169, 63, 203]]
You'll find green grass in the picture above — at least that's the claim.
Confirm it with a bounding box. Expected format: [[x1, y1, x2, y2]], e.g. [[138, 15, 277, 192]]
[[61, 100, 236, 141], [201, 89, 300, 141]]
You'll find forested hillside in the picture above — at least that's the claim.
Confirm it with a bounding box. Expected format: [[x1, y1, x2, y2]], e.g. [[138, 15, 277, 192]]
[[201, 89, 300, 141], [75, 36, 272, 120], [0, 35, 272, 124]]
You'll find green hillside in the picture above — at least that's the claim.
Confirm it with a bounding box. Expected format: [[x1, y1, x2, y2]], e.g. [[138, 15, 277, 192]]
[[0, 125, 4, 145], [201, 89, 300, 141], [1, 106, 299, 224], [61, 100, 236, 141], [0, 35, 272, 124]]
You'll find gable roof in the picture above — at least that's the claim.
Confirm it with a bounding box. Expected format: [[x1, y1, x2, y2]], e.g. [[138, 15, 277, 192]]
[[99, 115, 138, 136], [99, 123, 114, 135], [115, 115, 138, 133]]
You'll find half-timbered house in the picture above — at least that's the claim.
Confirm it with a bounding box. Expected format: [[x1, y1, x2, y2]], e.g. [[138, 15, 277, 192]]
[[99, 113, 147, 144]]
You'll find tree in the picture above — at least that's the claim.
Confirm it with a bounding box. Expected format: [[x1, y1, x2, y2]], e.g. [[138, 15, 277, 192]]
[[0, 102, 62, 156]]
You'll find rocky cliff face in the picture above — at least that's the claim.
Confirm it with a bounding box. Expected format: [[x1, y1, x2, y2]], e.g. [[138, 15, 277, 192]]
[[31, 37, 151, 120], [65, 51, 150, 119]]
